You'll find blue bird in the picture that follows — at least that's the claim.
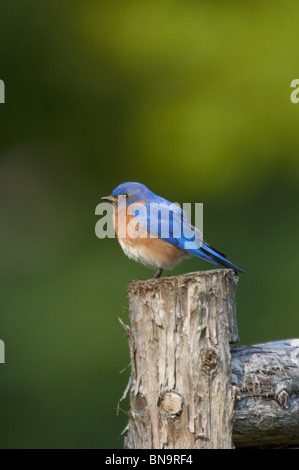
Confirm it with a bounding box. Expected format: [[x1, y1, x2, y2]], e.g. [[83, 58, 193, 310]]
[[102, 182, 245, 279]]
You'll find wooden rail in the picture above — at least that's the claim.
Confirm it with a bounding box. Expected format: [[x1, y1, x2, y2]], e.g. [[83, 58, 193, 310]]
[[120, 269, 299, 449]]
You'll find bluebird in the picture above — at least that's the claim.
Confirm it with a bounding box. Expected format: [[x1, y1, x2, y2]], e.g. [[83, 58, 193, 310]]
[[101, 182, 245, 279]]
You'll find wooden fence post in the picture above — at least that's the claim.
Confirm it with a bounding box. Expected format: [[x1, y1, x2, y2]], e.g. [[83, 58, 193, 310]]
[[122, 269, 239, 449]]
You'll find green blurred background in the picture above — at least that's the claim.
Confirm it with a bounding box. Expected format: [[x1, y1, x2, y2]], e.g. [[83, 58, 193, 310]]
[[0, 0, 299, 448]]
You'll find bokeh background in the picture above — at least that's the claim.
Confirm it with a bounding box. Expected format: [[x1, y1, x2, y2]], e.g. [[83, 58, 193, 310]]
[[0, 0, 299, 449]]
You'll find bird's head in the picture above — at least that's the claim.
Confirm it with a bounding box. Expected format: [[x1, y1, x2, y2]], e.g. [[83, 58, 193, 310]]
[[101, 182, 152, 205]]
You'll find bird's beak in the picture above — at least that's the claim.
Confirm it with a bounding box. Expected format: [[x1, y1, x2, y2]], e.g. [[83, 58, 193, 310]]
[[101, 195, 118, 203]]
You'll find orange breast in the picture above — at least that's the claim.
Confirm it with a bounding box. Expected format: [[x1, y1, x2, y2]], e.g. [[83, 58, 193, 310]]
[[113, 204, 190, 270], [113, 202, 147, 239]]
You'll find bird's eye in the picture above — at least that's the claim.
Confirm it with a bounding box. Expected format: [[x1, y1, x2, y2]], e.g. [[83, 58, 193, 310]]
[[122, 193, 129, 199]]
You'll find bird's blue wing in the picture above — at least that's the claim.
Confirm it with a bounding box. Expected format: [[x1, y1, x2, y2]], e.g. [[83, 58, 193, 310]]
[[133, 196, 204, 253], [132, 196, 244, 273]]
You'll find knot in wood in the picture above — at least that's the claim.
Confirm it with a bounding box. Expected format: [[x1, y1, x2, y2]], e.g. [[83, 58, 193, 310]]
[[158, 391, 183, 418], [276, 390, 289, 409], [133, 393, 147, 415], [201, 347, 218, 371]]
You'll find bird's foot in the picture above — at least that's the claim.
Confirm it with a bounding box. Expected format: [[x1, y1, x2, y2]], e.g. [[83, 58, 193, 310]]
[[131, 268, 163, 281], [152, 268, 163, 279]]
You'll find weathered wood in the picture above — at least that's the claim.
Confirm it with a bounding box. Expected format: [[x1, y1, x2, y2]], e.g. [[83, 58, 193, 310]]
[[120, 270, 299, 448], [123, 269, 238, 449], [231, 340, 299, 448]]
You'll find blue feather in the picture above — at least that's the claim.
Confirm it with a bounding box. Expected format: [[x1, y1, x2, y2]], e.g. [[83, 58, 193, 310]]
[[135, 196, 244, 274], [111, 182, 245, 274]]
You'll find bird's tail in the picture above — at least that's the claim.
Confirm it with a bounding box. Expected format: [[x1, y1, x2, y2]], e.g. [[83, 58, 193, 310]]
[[197, 241, 245, 274]]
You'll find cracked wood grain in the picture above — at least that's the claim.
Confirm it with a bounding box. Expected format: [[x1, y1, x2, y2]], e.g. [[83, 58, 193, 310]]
[[232, 339, 299, 448], [123, 269, 238, 449]]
